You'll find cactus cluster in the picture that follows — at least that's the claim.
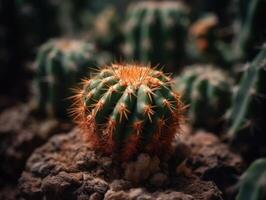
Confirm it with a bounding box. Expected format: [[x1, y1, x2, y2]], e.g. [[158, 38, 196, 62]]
[[174, 65, 233, 131], [72, 64, 184, 160], [123, 1, 189, 72], [228, 46, 266, 156], [236, 158, 266, 200], [33, 38, 109, 118]]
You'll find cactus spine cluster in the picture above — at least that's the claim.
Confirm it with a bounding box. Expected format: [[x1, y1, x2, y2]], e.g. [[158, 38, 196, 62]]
[[72, 64, 184, 160], [34, 39, 103, 118], [228, 46, 266, 155], [174, 65, 233, 131], [236, 158, 266, 200], [124, 1, 189, 72]]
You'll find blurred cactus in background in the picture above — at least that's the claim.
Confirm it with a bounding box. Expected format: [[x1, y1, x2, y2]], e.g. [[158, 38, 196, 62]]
[[188, 14, 233, 68], [92, 7, 123, 59], [123, 1, 189, 72], [227, 46, 266, 159], [72, 64, 184, 160], [235, 0, 266, 61], [174, 65, 233, 132], [236, 158, 266, 200], [32, 39, 110, 118]]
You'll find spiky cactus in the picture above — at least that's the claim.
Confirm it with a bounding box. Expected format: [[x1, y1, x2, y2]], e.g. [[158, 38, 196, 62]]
[[72, 64, 184, 160], [174, 65, 233, 131], [227, 46, 266, 157], [123, 1, 189, 72], [188, 14, 233, 68], [33, 38, 109, 118], [236, 158, 266, 200], [235, 0, 266, 61]]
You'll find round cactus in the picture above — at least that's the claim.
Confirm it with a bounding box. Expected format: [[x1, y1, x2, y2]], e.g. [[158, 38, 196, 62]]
[[72, 64, 184, 160], [33, 38, 110, 118], [174, 65, 233, 131], [123, 1, 189, 72]]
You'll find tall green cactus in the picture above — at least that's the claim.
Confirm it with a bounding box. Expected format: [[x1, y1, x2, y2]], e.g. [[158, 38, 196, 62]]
[[72, 64, 184, 160], [174, 65, 233, 131], [227, 46, 266, 157], [236, 158, 266, 200], [123, 1, 189, 72], [235, 0, 266, 61], [33, 38, 109, 118]]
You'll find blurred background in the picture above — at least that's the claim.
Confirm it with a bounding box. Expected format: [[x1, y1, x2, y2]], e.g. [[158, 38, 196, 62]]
[[0, 0, 266, 199]]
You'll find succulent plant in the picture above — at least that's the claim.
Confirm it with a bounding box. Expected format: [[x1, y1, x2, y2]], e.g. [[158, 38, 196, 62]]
[[33, 38, 110, 118], [236, 158, 266, 200], [72, 64, 185, 160], [188, 14, 233, 68], [123, 1, 189, 72], [174, 65, 233, 131], [235, 0, 266, 61], [227, 46, 266, 157]]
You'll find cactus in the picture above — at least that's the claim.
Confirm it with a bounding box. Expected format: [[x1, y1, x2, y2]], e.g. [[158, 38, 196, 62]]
[[188, 14, 233, 68], [174, 65, 233, 131], [123, 1, 189, 72], [72, 64, 185, 160], [236, 158, 266, 200], [227, 46, 266, 157], [235, 0, 266, 61], [33, 38, 109, 118]]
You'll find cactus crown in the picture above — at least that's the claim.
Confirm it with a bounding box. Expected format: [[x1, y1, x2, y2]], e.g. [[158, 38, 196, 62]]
[[72, 64, 184, 160]]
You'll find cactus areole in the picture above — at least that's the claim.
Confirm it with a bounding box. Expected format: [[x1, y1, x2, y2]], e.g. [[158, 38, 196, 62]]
[[72, 64, 184, 160]]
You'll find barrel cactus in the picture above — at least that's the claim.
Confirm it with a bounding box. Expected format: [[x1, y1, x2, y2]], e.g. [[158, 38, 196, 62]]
[[72, 64, 184, 160], [236, 158, 266, 200], [174, 65, 233, 131], [123, 1, 189, 72], [227, 46, 266, 157], [33, 38, 109, 118]]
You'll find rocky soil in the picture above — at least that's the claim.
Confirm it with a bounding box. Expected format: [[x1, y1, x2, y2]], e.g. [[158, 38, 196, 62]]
[[18, 127, 243, 200], [0, 104, 73, 183]]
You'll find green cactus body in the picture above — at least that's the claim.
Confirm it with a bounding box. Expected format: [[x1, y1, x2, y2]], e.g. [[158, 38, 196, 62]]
[[235, 0, 266, 61], [73, 64, 184, 160], [228, 46, 266, 155], [174, 65, 233, 131], [34, 39, 106, 118], [236, 158, 266, 200], [124, 1, 189, 72]]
